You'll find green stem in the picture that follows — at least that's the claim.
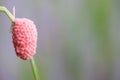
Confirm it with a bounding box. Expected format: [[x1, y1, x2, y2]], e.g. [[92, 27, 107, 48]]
[[0, 6, 15, 22], [0, 6, 40, 80], [30, 57, 40, 80]]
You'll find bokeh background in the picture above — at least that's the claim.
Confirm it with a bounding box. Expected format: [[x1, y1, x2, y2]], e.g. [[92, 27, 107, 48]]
[[0, 0, 120, 80]]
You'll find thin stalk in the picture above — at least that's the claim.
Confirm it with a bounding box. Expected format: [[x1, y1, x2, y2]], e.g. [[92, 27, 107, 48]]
[[0, 6, 40, 80], [30, 57, 40, 80], [0, 6, 15, 22]]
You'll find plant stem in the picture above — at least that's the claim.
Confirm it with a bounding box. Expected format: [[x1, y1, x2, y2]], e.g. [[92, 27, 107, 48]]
[[0, 6, 40, 80], [30, 57, 40, 80], [0, 6, 15, 22]]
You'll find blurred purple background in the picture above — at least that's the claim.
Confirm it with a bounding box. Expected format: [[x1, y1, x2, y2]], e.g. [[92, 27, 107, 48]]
[[0, 0, 120, 80]]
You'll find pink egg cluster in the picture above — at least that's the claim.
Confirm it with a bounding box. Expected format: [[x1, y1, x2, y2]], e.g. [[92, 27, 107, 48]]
[[12, 18, 37, 60]]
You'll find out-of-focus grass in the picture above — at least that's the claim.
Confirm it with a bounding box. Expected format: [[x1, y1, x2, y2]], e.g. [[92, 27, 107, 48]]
[[0, 0, 120, 80]]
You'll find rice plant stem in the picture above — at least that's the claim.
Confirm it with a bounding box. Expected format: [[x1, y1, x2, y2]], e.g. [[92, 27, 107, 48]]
[[0, 6, 40, 80], [30, 57, 40, 80], [0, 6, 15, 22]]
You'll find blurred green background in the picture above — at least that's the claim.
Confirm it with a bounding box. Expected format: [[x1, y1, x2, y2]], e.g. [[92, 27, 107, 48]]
[[0, 0, 120, 80]]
